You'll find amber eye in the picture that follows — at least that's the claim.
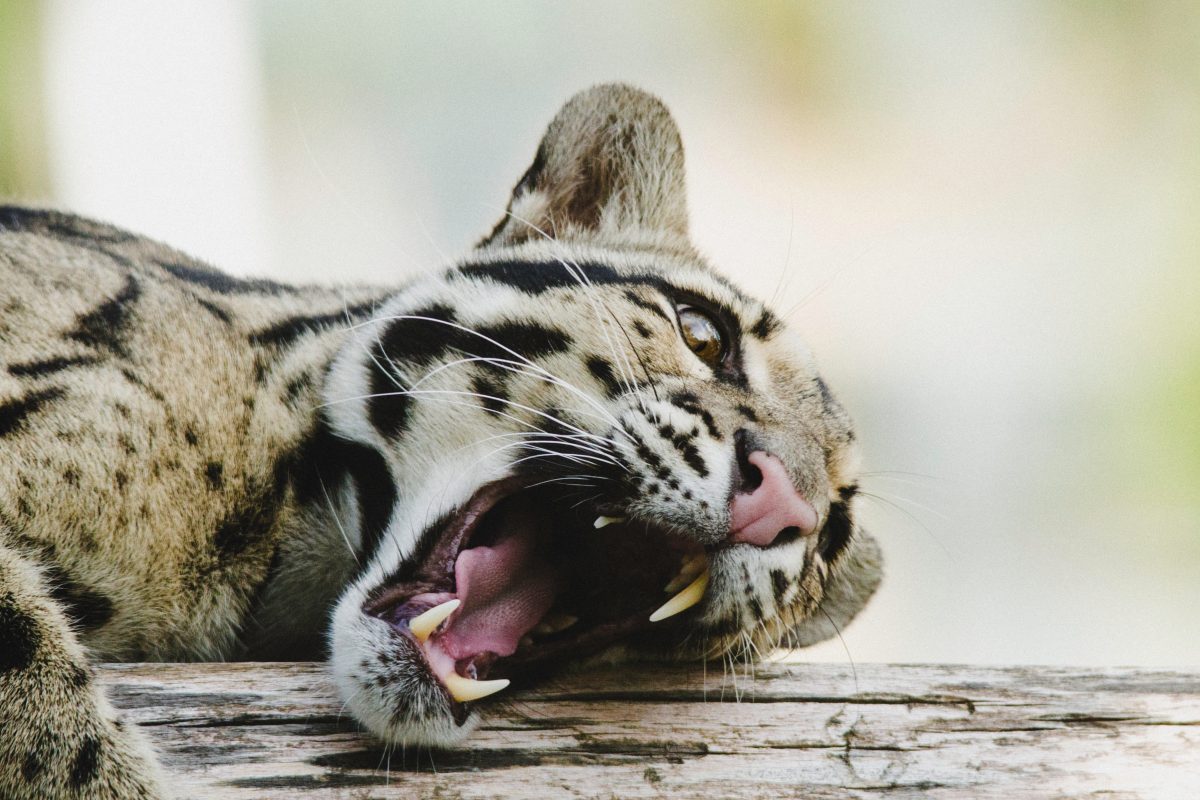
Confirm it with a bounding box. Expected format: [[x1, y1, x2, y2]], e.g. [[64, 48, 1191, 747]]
[[677, 306, 725, 366]]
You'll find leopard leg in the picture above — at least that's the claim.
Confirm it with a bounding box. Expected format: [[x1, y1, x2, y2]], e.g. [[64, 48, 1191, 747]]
[[0, 541, 165, 800]]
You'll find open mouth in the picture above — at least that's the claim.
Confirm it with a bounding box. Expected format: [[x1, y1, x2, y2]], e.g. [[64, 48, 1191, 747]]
[[362, 479, 709, 712]]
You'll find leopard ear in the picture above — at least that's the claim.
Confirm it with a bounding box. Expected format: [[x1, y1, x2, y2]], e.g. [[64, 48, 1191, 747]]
[[479, 83, 690, 249]]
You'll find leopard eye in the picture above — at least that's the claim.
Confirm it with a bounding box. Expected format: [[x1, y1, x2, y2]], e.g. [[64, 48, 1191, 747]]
[[677, 306, 725, 367]]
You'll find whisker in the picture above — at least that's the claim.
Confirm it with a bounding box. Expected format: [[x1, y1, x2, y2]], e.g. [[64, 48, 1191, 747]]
[[502, 209, 656, 412], [318, 473, 359, 564], [856, 490, 953, 559], [347, 313, 632, 440]]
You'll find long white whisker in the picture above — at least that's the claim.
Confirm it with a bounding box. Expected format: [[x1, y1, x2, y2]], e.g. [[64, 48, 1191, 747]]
[[407, 353, 630, 439], [470, 438, 625, 471], [323, 388, 614, 442], [318, 474, 359, 564], [438, 429, 621, 469]]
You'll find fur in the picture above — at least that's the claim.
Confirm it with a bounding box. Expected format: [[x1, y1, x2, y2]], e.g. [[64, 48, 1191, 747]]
[[0, 84, 880, 798]]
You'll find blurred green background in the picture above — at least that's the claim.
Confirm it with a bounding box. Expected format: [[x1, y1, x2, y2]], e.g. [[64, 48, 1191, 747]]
[[2, 1, 1197, 665]]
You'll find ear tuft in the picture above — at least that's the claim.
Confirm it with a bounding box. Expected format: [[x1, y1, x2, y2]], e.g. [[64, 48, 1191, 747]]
[[480, 83, 689, 249]]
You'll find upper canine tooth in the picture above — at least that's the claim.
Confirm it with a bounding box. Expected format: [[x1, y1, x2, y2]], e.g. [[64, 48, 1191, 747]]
[[408, 598, 460, 643], [650, 568, 710, 623], [593, 515, 626, 529], [443, 671, 510, 703]]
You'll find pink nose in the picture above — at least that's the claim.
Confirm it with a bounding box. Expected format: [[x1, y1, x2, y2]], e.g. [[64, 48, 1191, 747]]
[[729, 451, 818, 547]]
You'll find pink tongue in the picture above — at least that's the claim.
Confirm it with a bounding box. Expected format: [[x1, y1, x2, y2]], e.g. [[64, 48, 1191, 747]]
[[437, 523, 558, 661]]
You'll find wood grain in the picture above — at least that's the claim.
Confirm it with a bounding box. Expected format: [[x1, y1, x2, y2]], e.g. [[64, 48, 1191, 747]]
[[98, 662, 1200, 799]]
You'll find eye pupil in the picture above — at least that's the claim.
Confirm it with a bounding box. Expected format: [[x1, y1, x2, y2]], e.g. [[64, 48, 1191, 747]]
[[677, 306, 725, 367]]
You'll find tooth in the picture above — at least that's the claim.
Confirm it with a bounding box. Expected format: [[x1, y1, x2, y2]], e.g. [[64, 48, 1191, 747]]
[[533, 611, 578, 635], [443, 671, 510, 703], [408, 598, 460, 643], [664, 554, 707, 594], [650, 568, 710, 623], [663, 570, 693, 595], [593, 515, 626, 529]]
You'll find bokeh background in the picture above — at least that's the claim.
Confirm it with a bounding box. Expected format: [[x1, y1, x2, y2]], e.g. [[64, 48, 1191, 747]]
[[2, 1, 1197, 665]]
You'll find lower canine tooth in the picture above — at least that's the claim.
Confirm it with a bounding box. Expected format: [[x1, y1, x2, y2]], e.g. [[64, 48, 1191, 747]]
[[650, 568, 710, 623], [663, 571, 692, 595], [593, 515, 626, 529], [664, 554, 708, 594], [443, 672, 510, 703], [664, 559, 705, 594], [533, 612, 578, 635], [409, 598, 460, 643]]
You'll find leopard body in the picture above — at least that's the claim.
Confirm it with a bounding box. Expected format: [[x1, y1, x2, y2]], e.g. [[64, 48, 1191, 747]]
[[0, 85, 881, 797]]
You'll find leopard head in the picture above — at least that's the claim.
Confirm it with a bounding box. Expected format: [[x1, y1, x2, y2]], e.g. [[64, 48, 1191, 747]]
[[323, 84, 882, 745]]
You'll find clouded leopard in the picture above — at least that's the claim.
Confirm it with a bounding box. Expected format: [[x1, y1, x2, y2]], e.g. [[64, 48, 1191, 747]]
[[0, 84, 881, 798]]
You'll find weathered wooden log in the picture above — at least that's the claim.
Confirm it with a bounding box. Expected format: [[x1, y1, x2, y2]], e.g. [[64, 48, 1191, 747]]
[[98, 662, 1199, 799]]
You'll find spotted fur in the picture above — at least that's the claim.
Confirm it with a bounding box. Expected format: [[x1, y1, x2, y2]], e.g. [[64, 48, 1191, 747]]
[[0, 84, 881, 794]]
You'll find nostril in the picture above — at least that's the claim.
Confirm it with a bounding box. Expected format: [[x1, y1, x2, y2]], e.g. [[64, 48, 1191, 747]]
[[733, 429, 763, 493]]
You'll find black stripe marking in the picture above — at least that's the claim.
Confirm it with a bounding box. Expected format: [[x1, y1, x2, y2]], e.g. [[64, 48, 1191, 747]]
[[69, 736, 101, 788], [21, 750, 43, 781], [66, 275, 140, 357], [471, 375, 509, 414], [371, 507, 455, 589], [671, 435, 708, 478], [772, 526, 805, 547], [211, 461, 289, 562], [669, 393, 722, 440], [814, 377, 838, 412], [249, 300, 379, 348], [817, 501, 854, 564], [46, 572, 115, 631], [623, 289, 671, 321], [635, 442, 664, 471], [196, 297, 232, 323], [119, 368, 166, 403], [770, 569, 790, 603], [284, 372, 314, 406], [68, 662, 91, 689], [0, 205, 54, 232], [0, 387, 64, 437], [368, 304, 457, 438], [586, 356, 622, 398], [291, 415, 397, 570], [0, 206, 132, 247], [473, 322, 572, 362], [0, 593, 42, 671], [370, 307, 572, 439], [750, 309, 781, 339], [374, 303, 458, 366], [746, 590, 764, 621], [477, 144, 549, 247], [205, 462, 225, 489], [7, 356, 100, 378], [458, 260, 621, 295], [156, 258, 295, 296]]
